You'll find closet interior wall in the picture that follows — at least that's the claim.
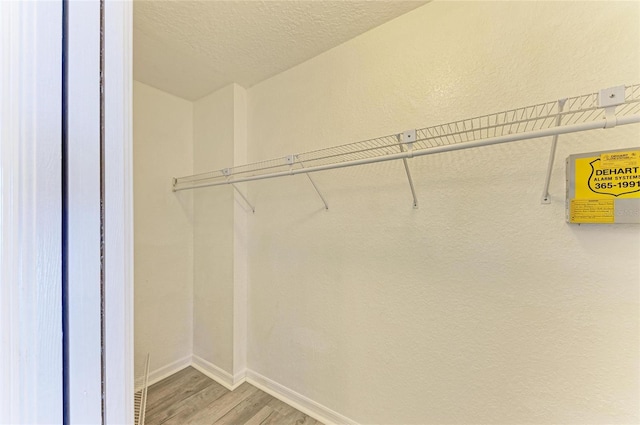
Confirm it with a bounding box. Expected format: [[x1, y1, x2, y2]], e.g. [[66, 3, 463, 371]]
[[134, 1, 640, 423], [192, 83, 248, 381], [134, 82, 194, 380], [245, 2, 640, 423], [192, 85, 236, 375]]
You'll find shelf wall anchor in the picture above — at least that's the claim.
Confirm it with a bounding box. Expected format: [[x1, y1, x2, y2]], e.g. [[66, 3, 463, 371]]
[[540, 98, 567, 204], [599, 85, 625, 129], [399, 132, 419, 209]]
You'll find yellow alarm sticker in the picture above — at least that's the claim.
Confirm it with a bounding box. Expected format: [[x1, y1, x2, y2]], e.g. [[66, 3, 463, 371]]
[[574, 150, 640, 200], [570, 199, 614, 223], [600, 150, 639, 168]]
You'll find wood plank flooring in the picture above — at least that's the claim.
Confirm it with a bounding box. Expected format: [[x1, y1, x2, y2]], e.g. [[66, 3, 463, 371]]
[[144, 367, 322, 425]]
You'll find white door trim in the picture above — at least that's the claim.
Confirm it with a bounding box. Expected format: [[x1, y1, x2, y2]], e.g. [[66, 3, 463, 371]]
[[104, 1, 135, 422], [1, 1, 134, 422], [67, 1, 103, 422], [0, 1, 63, 423]]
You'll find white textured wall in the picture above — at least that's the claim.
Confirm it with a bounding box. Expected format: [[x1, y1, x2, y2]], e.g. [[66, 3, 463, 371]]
[[193, 84, 250, 374], [134, 80, 249, 382], [133, 81, 193, 377], [246, 2, 640, 424], [193, 85, 235, 372], [232, 86, 249, 378]]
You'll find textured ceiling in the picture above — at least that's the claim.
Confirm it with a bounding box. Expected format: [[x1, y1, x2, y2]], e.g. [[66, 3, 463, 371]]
[[133, 1, 427, 100]]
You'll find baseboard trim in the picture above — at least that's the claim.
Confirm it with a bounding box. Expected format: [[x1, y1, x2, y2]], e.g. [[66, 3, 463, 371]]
[[139, 355, 191, 391], [149, 357, 358, 424], [191, 354, 245, 391], [233, 368, 247, 384], [246, 370, 358, 425]]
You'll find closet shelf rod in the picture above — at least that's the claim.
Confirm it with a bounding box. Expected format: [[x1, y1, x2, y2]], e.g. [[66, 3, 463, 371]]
[[174, 114, 640, 192]]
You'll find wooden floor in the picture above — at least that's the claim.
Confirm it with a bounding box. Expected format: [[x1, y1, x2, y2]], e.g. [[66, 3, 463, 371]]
[[144, 367, 323, 425]]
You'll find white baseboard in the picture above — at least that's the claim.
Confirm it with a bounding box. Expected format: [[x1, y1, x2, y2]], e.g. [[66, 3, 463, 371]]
[[138, 355, 192, 391], [246, 370, 358, 425], [191, 354, 245, 391], [144, 356, 358, 425], [233, 368, 247, 384]]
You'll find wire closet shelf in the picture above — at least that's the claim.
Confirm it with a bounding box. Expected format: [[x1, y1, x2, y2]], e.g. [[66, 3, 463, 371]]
[[173, 84, 640, 193]]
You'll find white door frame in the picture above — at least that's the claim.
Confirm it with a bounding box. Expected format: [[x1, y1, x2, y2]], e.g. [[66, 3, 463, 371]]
[[67, 1, 102, 422], [0, 0, 134, 422], [0, 1, 63, 423], [67, 0, 134, 422], [104, 1, 135, 422]]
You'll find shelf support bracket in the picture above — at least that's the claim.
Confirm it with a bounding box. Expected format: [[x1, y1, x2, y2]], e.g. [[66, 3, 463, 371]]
[[231, 184, 255, 213], [290, 156, 329, 210], [223, 168, 255, 213], [399, 131, 419, 209], [540, 98, 567, 204], [304, 172, 329, 210]]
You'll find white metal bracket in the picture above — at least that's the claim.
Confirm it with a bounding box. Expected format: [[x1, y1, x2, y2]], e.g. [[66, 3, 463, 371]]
[[403, 129, 417, 158], [540, 98, 567, 204], [222, 168, 255, 213], [231, 184, 255, 213], [231, 183, 256, 214], [289, 155, 329, 210], [399, 131, 419, 208], [599, 85, 625, 129]]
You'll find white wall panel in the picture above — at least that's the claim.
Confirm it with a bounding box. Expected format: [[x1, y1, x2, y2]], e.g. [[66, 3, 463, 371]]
[[246, 2, 640, 423], [134, 81, 194, 382]]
